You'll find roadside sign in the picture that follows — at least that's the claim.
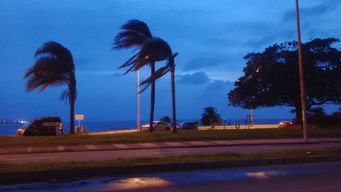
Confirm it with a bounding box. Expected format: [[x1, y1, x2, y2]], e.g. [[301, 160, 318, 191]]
[[75, 114, 84, 121]]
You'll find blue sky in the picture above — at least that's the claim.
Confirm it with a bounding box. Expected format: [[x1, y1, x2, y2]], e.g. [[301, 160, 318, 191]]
[[0, 0, 340, 122]]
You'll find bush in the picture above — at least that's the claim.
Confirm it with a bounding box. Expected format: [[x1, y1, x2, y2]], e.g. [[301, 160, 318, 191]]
[[307, 107, 341, 128]]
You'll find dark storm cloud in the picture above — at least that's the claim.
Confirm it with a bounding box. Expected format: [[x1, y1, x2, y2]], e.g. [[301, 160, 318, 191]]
[[282, 0, 341, 22], [245, 29, 296, 49], [177, 72, 210, 85], [206, 80, 234, 92], [0, 0, 339, 121], [184, 55, 228, 71]]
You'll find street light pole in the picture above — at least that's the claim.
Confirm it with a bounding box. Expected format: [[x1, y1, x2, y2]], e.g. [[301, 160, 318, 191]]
[[137, 70, 141, 131], [295, 0, 308, 141]]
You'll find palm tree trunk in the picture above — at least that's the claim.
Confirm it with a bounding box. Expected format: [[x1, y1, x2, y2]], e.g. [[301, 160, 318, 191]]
[[69, 82, 76, 134], [170, 65, 177, 133], [149, 62, 155, 132], [69, 95, 75, 134], [137, 70, 141, 131]]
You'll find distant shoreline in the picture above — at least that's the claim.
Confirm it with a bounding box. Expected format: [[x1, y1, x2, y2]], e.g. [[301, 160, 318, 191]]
[[0, 119, 286, 136]]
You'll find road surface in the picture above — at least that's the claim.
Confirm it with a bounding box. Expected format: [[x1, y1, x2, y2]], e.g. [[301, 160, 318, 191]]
[[1, 162, 341, 191]]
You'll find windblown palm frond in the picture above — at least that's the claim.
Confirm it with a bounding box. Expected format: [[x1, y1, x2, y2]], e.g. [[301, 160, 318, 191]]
[[134, 38, 172, 71], [114, 19, 152, 49], [139, 51, 178, 93], [24, 41, 76, 99], [35, 41, 74, 67], [140, 65, 171, 93]]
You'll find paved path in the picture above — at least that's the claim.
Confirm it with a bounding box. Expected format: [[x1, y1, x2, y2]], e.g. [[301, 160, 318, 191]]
[[1, 138, 341, 155], [1, 138, 341, 164]]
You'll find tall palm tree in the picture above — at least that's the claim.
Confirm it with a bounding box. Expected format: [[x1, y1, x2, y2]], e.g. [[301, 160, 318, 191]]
[[114, 20, 178, 132], [114, 20, 152, 131], [114, 20, 150, 131], [141, 47, 178, 133], [24, 41, 77, 134]]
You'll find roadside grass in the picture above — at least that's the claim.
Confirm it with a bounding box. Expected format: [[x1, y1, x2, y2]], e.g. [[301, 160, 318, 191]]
[[1, 147, 341, 184], [1, 127, 341, 148]]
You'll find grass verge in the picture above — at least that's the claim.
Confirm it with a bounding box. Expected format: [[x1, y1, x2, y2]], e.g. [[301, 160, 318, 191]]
[[1, 128, 341, 148], [1, 147, 341, 184]]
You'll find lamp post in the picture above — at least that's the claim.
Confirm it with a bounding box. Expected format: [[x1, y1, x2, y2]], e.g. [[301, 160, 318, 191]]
[[137, 70, 141, 131], [295, 0, 308, 141]]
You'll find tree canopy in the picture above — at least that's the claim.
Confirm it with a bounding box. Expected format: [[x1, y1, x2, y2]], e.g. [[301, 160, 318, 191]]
[[160, 116, 171, 123], [228, 38, 341, 121], [200, 106, 222, 126]]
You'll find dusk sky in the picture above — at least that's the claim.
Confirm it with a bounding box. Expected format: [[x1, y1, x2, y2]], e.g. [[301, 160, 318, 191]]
[[0, 0, 340, 122]]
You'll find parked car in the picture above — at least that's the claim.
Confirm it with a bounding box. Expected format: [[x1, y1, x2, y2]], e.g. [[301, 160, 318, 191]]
[[16, 116, 63, 136], [141, 121, 171, 131], [278, 121, 294, 128], [178, 122, 198, 130]]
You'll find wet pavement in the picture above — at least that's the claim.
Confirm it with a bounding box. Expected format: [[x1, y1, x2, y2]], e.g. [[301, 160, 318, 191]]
[[1, 162, 341, 192]]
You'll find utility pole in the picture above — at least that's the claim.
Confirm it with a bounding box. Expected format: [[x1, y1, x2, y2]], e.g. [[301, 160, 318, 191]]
[[295, 0, 308, 141], [137, 70, 141, 131]]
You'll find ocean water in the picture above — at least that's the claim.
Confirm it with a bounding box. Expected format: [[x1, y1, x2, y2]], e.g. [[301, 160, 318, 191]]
[[0, 119, 286, 136]]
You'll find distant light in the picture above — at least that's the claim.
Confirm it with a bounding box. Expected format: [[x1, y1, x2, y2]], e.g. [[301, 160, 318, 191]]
[[144, 55, 149, 59]]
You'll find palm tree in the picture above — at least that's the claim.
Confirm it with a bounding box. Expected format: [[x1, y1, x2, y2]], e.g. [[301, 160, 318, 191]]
[[114, 20, 178, 133], [24, 41, 77, 134], [114, 20, 152, 131], [139, 46, 179, 133]]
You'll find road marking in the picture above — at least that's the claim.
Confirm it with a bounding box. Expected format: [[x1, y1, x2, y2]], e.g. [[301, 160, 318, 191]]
[[186, 141, 210, 146], [57, 146, 65, 151], [139, 143, 158, 148], [209, 141, 233, 145], [27, 147, 32, 152], [86, 145, 98, 150], [2, 157, 56, 161], [162, 142, 184, 147], [113, 144, 129, 149]]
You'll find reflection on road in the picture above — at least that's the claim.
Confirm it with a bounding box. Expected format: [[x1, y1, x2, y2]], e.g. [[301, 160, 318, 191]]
[[246, 171, 287, 179], [104, 177, 171, 191]]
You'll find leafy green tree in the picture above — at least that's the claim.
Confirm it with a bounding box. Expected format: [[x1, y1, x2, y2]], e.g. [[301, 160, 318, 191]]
[[200, 106, 222, 126], [24, 42, 77, 134], [160, 116, 171, 123], [114, 20, 178, 133], [228, 38, 341, 122]]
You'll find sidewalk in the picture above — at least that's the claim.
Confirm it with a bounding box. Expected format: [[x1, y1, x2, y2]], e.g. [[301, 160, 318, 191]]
[[1, 138, 341, 155]]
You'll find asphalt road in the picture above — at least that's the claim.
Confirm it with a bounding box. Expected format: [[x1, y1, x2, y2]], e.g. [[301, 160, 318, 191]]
[[2, 162, 341, 192], [144, 171, 341, 192], [1, 142, 341, 163]]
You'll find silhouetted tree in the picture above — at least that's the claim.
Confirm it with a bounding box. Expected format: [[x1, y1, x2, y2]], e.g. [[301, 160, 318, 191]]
[[114, 19, 178, 133], [24, 41, 76, 134], [228, 38, 341, 122], [160, 116, 171, 123], [201, 106, 222, 126]]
